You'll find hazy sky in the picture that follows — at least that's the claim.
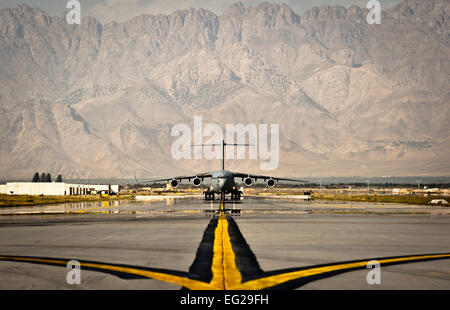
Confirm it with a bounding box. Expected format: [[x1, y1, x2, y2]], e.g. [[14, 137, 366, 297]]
[[1, 0, 404, 23]]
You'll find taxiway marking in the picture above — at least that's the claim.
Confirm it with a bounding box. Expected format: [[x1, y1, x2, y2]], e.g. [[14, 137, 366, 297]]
[[1, 206, 449, 290]]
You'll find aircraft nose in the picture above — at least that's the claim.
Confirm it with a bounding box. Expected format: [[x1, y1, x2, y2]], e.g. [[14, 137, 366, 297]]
[[218, 178, 226, 188]]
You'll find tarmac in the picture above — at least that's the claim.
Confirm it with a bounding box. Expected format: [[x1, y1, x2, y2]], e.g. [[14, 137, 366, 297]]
[[0, 197, 449, 290]]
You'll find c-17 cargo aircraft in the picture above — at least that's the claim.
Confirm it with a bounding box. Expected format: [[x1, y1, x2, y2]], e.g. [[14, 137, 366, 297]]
[[138, 140, 306, 201]]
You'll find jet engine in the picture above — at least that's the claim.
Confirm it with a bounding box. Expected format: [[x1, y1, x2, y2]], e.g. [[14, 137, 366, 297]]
[[169, 179, 179, 188], [244, 177, 254, 187], [192, 177, 202, 187], [266, 178, 276, 188]]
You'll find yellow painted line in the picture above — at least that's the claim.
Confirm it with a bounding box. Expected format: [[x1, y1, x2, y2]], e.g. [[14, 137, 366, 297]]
[[3, 240, 449, 289], [206, 212, 242, 290], [2, 251, 450, 290], [0, 211, 246, 290], [239, 253, 450, 290], [0, 256, 207, 290], [0, 256, 68, 266], [0, 214, 246, 291]]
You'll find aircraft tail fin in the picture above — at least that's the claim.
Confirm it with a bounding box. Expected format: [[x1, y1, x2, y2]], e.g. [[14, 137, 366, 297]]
[[192, 140, 253, 171]]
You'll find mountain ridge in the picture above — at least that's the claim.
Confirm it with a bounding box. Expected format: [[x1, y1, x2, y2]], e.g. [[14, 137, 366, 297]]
[[0, 0, 448, 179]]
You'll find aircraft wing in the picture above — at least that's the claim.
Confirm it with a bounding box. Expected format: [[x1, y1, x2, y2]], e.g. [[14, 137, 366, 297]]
[[136, 172, 213, 184], [231, 172, 307, 183]]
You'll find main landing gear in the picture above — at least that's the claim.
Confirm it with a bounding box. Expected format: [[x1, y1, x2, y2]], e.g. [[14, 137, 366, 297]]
[[203, 190, 242, 215], [203, 190, 242, 201]]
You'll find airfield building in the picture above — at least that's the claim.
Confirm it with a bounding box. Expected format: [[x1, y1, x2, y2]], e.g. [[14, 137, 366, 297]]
[[1, 182, 119, 196]]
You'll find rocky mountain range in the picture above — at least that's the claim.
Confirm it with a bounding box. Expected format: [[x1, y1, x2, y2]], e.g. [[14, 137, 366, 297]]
[[0, 0, 448, 179]]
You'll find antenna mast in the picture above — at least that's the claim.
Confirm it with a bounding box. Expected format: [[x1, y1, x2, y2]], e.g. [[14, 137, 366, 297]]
[[222, 140, 225, 170], [193, 140, 252, 171]]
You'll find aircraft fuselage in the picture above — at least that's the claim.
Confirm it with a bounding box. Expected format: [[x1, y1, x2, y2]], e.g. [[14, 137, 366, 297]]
[[209, 170, 238, 194]]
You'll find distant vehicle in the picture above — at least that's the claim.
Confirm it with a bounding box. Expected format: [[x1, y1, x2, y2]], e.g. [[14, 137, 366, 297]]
[[137, 140, 306, 201]]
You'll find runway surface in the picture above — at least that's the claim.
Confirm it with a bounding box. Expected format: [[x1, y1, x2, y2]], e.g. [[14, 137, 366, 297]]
[[0, 197, 449, 290]]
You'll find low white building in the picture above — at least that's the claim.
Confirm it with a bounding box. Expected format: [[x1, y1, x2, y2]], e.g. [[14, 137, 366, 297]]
[[4, 182, 119, 196], [430, 199, 448, 205]]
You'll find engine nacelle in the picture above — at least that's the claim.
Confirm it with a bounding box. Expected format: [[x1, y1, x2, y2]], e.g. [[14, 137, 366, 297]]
[[266, 178, 276, 188], [244, 177, 254, 187], [192, 177, 202, 187], [169, 179, 179, 188]]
